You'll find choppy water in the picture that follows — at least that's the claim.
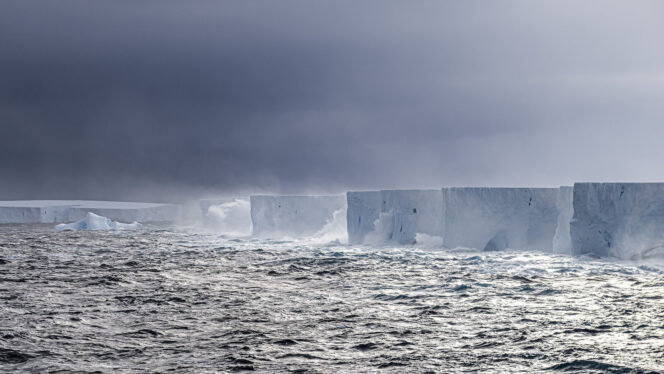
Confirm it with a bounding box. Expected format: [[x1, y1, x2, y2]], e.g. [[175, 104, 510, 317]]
[[1, 225, 664, 373]]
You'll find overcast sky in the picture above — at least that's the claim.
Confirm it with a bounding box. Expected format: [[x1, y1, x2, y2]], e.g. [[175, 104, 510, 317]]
[[1, 1, 663, 202]]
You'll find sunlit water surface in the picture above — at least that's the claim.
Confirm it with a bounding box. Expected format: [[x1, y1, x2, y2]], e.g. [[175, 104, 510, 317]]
[[1, 225, 664, 373]]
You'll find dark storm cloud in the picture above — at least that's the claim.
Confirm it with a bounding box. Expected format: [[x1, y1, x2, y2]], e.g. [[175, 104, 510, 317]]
[[1, 1, 664, 201]]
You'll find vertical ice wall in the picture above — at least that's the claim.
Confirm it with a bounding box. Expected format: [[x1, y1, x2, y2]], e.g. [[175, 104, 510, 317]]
[[250, 195, 346, 238], [441, 188, 559, 251], [0, 201, 73, 224], [570, 183, 664, 259], [346, 191, 382, 244], [0, 201, 182, 224], [382, 190, 444, 245], [66, 202, 181, 222], [346, 189, 444, 245], [552, 186, 573, 254]]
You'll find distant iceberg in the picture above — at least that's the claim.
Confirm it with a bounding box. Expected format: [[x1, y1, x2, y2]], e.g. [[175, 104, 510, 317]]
[[0, 200, 181, 224], [55, 212, 142, 231]]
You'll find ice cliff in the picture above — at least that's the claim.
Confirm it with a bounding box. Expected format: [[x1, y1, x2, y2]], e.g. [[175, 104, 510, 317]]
[[570, 183, 664, 259], [347, 187, 562, 251], [552, 186, 573, 254], [250, 195, 346, 238], [346, 190, 444, 245], [0, 200, 181, 224], [442, 188, 559, 252]]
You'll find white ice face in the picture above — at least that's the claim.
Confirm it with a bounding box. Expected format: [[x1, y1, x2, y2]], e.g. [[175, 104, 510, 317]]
[[55, 212, 142, 231], [441, 187, 559, 252], [347, 188, 563, 251], [250, 195, 346, 239], [346, 189, 444, 245], [552, 186, 574, 255], [571, 183, 664, 260], [383, 190, 444, 245], [0, 200, 181, 224], [346, 191, 382, 245]]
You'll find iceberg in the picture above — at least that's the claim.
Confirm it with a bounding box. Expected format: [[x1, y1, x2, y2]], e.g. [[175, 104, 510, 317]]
[[346, 189, 444, 245], [55, 212, 142, 231], [552, 186, 574, 254], [0, 201, 72, 224], [384, 189, 445, 245], [346, 191, 382, 244], [570, 183, 664, 259], [66, 201, 181, 222], [0, 200, 181, 224], [442, 187, 559, 252], [250, 195, 346, 238]]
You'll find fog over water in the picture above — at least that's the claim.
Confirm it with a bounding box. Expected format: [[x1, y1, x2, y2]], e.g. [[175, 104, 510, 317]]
[[2, 1, 664, 202]]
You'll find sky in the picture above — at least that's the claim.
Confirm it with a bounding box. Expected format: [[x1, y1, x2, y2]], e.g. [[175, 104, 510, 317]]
[[1, 1, 664, 202]]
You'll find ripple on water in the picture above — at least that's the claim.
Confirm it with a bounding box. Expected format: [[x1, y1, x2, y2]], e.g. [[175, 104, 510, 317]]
[[1, 225, 664, 372]]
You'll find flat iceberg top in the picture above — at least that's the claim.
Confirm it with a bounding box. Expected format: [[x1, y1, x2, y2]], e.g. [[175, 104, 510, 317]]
[[250, 195, 345, 200], [348, 189, 441, 193], [0, 200, 176, 209], [444, 187, 560, 192], [575, 182, 664, 186], [55, 212, 142, 231], [0, 200, 74, 207]]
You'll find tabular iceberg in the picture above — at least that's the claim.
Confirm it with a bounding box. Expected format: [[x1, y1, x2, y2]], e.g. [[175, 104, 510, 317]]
[[442, 187, 559, 252], [384, 190, 445, 245], [552, 186, 574, 254], [0, 200, 181, 224], [346, 191, 382, 244], [346, 189, 444, 245], [250, 195, 346, 238], [0, 201, 72, 224], [55, 212, 142, 231], [570, 183, 664, 259], [67, 201, 181, 222]]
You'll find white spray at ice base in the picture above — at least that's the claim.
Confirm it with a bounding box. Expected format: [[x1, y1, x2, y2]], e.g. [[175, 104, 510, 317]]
[[248, 195, 348, 243], [204, 199, 253, 237], [56, 212, 142, 231], [200, 197, 348, 243]]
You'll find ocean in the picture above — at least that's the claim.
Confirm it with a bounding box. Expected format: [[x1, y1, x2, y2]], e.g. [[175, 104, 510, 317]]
[[1, 224, 663, 373]]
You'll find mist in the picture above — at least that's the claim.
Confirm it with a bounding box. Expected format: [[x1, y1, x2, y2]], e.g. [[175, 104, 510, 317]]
[[1, 1, 664, 202]]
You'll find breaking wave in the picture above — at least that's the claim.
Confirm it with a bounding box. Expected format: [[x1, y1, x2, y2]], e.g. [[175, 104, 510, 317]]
[[204, 199, 252, 236]]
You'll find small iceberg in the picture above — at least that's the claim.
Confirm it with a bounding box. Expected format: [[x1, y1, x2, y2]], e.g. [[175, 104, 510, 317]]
[[55, 212, 142, 231]]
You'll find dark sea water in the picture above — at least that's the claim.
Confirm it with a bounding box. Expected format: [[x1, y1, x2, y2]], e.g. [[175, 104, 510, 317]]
[[1, 224, 664, 373]]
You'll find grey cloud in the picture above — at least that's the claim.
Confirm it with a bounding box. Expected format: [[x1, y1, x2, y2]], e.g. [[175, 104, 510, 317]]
[[1, 1, 663, 202]]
